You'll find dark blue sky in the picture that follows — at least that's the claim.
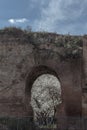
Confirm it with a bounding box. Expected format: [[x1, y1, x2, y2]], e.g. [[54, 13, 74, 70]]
[[0, 0, 87, 35]]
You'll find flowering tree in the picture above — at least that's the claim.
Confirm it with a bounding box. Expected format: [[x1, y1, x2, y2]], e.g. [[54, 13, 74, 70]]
[[31, 74, 62, 127], [33, 85, 62, 126]]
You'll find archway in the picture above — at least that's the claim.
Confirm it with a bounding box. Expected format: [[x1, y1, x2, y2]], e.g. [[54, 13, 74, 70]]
[[31, 74, 62, 126], [25, 65, 63, 118]]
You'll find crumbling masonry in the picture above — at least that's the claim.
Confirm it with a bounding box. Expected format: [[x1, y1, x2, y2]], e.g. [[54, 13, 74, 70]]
[[0, 29, 87, 119]]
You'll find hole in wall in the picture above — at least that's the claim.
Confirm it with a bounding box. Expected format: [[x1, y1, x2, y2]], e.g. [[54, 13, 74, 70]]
[[31, 74, 62, 127]]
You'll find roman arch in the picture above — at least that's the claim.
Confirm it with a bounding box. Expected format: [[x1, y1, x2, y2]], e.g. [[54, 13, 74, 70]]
[[31, 73, 62, 118], [25, 64, 82, 117], [25, 66, 62, 115]]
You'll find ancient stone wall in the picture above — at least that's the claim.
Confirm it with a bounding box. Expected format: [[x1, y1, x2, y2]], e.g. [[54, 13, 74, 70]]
[[0, 30, 84, 117], [82, 36, 87, 116]]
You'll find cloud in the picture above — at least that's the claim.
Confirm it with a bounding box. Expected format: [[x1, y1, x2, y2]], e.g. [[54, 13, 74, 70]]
[[8, 18, 28, 24], [33, 0, 87, 34]]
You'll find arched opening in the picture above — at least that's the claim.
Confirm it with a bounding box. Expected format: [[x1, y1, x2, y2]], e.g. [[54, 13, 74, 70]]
[[31, 74, 62, 127], [25, 65, 62, 127], [25, 66, 59, 94]]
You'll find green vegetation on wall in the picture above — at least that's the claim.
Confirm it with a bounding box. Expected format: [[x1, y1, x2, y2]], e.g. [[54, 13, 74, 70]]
[[0, 27, 83, 59]]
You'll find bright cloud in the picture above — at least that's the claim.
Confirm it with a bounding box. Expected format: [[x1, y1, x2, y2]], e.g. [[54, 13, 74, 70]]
[[4, 0, 87, 34], [33, 0, 87, 34], [8, 18, 28, 24]]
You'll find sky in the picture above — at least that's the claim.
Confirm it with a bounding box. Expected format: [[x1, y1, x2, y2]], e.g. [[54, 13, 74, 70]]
[[0, 0, 87, 35]]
